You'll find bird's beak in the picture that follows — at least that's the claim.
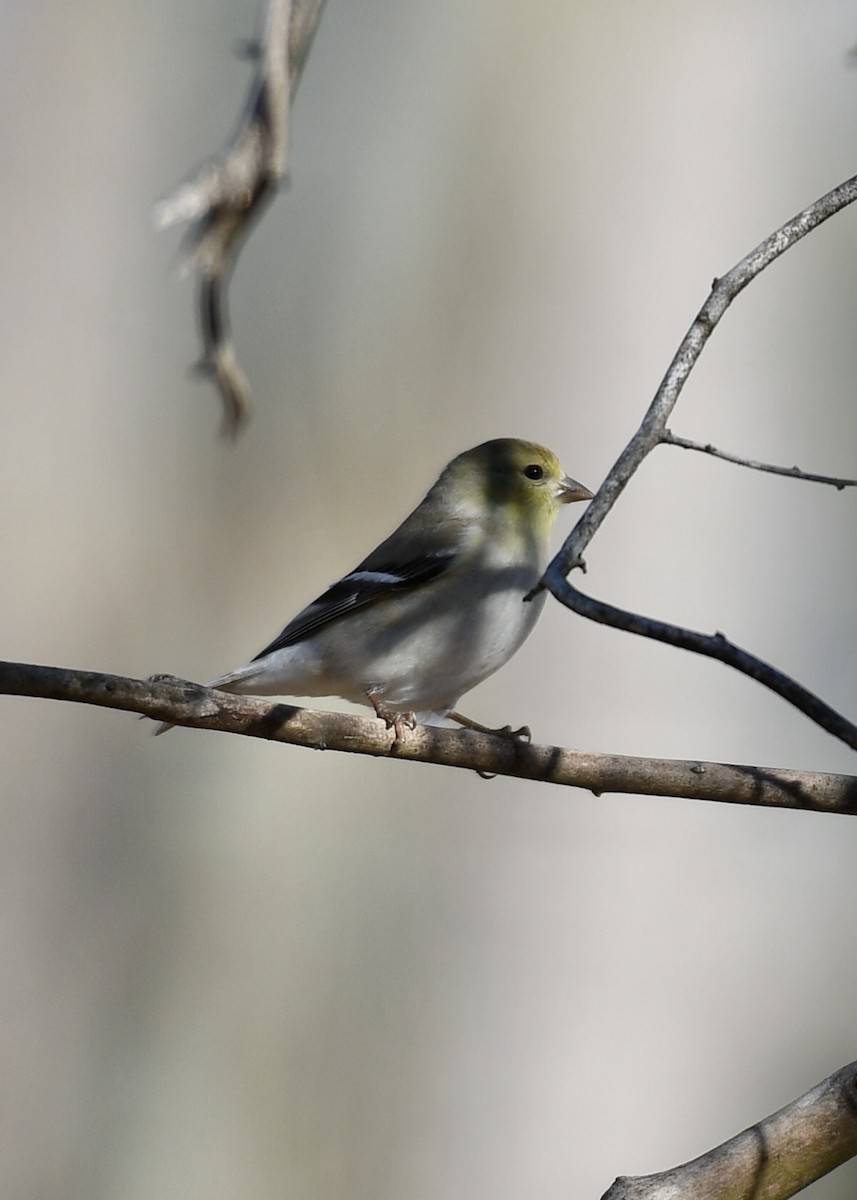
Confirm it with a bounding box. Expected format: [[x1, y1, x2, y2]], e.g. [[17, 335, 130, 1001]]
[[557, 475, 594, 504]]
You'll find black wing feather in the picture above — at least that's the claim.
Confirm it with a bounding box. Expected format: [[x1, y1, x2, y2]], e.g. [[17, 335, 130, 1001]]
[[252, 550, 456, 661]]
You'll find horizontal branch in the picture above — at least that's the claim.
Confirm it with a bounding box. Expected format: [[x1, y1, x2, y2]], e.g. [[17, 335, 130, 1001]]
[[602, 1060, 857, 1200], [2, 662, 856, 813], [663, 430, 857, 489]]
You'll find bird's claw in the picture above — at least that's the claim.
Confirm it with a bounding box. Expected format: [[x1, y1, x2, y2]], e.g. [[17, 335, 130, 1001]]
[[368, 695, 417, 745], [475, 725, 531, 779], [493, 724, 532, 745], [448, 711, 532, 744]]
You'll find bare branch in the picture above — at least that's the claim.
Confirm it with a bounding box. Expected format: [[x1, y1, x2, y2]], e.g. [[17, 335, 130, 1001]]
[[534, 175, 857, 746], [548, 173, 857, 577], [551, 586, 857, 753], [155, 0, 328, 436], [663, 431, 857, 489], [3, 661, 857, 813], [602, 1060, 857, 1200]]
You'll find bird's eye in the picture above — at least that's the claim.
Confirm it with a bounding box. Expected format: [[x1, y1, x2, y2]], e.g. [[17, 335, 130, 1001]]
[[523, 463, 544, 481]]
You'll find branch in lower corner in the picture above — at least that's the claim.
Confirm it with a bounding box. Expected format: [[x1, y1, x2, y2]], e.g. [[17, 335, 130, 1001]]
[[601, 1060, 857, 1200]]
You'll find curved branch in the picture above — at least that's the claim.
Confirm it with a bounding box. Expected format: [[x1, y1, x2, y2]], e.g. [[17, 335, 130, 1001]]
[[155, 0, 328, 436], [548, 582, 857, 753], [2, 662, 857, 813], [602, 1060, 857, 1200]]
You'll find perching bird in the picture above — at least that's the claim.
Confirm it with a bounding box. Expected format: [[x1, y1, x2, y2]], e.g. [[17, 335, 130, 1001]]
[[157, 439, 591, 737]]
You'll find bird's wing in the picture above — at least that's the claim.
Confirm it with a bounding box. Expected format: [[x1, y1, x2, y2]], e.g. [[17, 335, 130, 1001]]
[[251, 545, 459, 660]]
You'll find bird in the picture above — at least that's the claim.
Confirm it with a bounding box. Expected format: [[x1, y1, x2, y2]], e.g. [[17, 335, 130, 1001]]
[[156, 438, 592, 738]]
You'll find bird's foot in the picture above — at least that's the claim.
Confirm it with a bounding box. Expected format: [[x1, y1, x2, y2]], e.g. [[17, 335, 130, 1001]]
[[368, 694, 417, 745], [448, 711, 532, 744]]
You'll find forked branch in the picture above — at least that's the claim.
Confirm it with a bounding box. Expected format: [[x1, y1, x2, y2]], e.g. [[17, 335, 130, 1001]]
[[535, 174, 857, 752]]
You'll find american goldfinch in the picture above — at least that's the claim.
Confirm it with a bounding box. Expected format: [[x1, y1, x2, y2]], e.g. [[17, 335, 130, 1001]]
[[159, 439, 591, 736]]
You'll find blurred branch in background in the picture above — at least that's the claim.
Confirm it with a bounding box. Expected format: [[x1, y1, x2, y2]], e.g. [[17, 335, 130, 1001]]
[[535, 174, 857, 752], [154, 0, 327, 435], [2, 662, 856, 814], [602, 1060, 857, 1200]]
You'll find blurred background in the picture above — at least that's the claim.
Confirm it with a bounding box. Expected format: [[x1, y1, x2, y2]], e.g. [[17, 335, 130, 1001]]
[[1, 1, 856, 1196]]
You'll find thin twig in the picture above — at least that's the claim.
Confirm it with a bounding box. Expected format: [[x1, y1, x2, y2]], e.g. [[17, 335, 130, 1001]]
[[155, 0, 328, 436], [663, 430, 857, 489], [2, 662, 857, 813]]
